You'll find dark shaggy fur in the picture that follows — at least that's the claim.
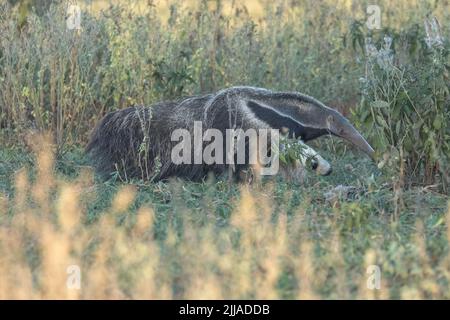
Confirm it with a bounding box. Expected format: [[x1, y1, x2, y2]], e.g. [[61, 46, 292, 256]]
[[86, 86, 374, 181]]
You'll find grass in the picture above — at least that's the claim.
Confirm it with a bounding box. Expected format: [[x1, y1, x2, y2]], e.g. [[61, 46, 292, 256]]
[[3, 0, 448, 148], [0, 0, 449, 299], [1, 141, 449, 299]]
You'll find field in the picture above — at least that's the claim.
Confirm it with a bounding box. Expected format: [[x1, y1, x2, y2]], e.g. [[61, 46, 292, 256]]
[[0, 0, 449, 299]]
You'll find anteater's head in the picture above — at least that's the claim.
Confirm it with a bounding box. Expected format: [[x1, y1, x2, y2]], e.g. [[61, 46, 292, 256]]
[[248, 90, 375, 176], [255, 92, 375, 160]]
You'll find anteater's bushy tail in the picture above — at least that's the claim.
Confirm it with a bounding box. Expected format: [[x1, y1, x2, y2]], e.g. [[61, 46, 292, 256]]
[[86, 107, 151, 180]]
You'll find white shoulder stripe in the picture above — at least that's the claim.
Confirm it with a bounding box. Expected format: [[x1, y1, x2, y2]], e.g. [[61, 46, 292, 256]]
[[247, 99, 323, 130]]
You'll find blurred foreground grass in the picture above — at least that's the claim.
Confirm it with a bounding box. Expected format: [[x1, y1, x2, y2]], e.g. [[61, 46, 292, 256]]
[[0, 138, 449, 299]]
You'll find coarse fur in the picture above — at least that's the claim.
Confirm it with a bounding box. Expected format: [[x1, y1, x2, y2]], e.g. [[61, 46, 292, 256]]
[[86, 86, 374, 182]]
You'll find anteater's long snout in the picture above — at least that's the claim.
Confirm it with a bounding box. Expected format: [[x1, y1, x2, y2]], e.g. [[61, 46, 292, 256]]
[[330, 114, 375, 160], [342, 126, 375, 160]]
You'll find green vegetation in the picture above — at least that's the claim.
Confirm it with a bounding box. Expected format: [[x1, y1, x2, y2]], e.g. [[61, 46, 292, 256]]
[[0, 0, 449, 299]]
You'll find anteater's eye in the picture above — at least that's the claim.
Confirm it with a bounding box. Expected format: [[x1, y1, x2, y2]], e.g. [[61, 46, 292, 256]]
[[311, 159, 318, 170]]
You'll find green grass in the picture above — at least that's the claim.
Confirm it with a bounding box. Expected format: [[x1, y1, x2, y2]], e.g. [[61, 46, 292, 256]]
[[1, 145, 448, 299]]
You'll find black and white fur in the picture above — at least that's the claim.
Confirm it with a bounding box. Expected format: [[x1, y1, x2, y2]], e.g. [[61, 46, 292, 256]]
[[86, 86, 374, 182]]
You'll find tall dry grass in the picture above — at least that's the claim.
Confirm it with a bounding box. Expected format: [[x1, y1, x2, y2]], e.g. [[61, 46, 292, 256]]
[[2, 0, 448, 149]]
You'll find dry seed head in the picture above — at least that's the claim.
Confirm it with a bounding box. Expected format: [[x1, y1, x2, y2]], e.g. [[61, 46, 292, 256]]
[[364, 249, 377, 267], [165, 226, 177, 246], [40, 223, 72, 299], [31, 141, 55, 212], [0, 228, 34, 299], [231, 187, 256, 228], [112, 185, 136, 212], [135, 261, 158, 299], [14, 168, 28, 210], [37, 150, 54, 178], [31, 134, 55, 182], [57, 185, 80, 232], [134, 206, 155, 236]]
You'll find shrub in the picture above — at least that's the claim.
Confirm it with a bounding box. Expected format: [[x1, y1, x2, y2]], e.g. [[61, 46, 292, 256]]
[[353, 17, 450, 191]]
